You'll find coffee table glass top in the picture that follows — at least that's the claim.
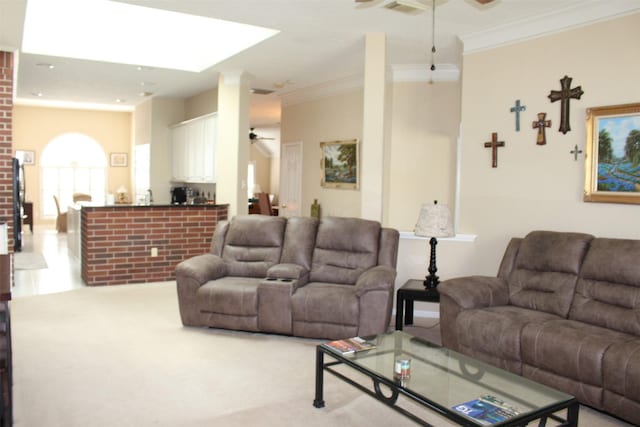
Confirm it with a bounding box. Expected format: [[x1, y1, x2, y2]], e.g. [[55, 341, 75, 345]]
[[321, 331, 575, 425]]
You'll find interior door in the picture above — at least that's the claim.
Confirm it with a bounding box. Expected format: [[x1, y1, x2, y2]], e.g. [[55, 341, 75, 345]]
[[279, 142, 302, 217]]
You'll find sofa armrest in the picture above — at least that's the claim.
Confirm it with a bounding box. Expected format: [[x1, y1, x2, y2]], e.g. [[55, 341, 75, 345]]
[[267, 263, 309, 287], [355, 265, 396, 297], [175, 254, 227, 285], [438, 276, 509, 309]]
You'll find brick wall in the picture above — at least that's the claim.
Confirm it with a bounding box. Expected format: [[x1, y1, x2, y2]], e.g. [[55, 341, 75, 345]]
[[81, 205, 228, 286], [0, 52, 14, 253]]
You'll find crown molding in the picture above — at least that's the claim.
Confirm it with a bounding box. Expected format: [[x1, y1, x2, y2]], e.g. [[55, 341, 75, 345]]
[[460, 0, 640, 54]]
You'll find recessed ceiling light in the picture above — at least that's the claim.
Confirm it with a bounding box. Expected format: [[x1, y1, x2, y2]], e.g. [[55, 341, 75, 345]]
[[36, 62, 55, 69], [31, 92, 43, 97], [140, 82, 156, 87], [22, 0, 280, 73], [139, 92, 154, 97], [115, 99, 126, 103]]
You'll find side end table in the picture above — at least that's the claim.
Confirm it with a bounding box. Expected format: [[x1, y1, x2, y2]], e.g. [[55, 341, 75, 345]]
[[395, 279, 440, 330]]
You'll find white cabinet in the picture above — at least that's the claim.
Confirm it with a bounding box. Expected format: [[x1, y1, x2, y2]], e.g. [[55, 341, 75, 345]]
[[171, 113, 217, 183]]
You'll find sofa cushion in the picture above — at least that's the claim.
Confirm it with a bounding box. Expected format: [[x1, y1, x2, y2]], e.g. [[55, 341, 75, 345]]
[[310, 217, 380, 285], [508, 230, 593, 317], [455, 305, 560, 373], [521, 319, 630, 388], [603, 339, 640, 426], [222, 215, 286, 277], [196, 277, 262, 316], [291, 282, 359, 326], [569, 238, 640, 335]]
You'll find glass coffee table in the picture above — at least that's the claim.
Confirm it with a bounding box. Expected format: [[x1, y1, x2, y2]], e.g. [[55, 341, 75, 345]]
[[313, 331, 578, 426]]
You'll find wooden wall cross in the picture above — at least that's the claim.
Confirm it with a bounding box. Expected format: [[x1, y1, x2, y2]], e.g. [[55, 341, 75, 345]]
[[548, 75, 584, 134], [532, 112, 551, 145], [484, 132, 505, 168], [510, 99, 526, 131]]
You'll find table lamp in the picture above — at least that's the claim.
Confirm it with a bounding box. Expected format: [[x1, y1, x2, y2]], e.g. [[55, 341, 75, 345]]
[[414, 200, 454, 289]]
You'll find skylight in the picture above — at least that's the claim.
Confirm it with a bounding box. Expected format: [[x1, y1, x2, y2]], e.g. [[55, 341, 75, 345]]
[[22, 0, 280, 72]]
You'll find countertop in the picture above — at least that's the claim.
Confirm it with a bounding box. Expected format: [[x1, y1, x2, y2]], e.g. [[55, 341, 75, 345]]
[[74, 203, 228, 209]]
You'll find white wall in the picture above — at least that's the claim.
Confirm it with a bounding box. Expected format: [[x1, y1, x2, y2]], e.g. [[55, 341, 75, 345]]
[[281, 89, 364, 218], [456, 12, 640, 277]]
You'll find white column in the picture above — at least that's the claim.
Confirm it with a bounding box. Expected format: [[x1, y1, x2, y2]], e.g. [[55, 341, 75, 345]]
[[361, 33, 389, 223], [216, 71, 252, 216]]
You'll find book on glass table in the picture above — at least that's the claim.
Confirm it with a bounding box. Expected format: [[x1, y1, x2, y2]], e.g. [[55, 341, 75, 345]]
[[324, 337, 376, 355], [452, 394, 520, 425]]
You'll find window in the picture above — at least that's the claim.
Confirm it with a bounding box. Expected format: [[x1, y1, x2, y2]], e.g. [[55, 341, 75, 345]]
[[40, 133, 107, 217]]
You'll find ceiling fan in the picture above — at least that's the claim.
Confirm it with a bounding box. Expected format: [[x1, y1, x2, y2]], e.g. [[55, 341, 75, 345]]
[[249, 128, 275, 143]]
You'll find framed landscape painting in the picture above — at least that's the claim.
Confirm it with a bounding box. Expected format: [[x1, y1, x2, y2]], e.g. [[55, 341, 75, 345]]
[[584, 103, 640, 204], [320, 139, 359, 189]]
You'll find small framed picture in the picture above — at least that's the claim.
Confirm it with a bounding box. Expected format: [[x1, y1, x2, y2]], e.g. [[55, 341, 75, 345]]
[[110, 152, 128, 167], [15, 150, 35, 165]]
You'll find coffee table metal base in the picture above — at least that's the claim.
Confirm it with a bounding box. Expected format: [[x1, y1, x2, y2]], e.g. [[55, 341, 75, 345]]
[[314, 345, 579, 427]]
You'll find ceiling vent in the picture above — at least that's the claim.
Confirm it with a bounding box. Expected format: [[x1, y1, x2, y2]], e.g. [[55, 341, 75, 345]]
[[252, 88, 275, 95]]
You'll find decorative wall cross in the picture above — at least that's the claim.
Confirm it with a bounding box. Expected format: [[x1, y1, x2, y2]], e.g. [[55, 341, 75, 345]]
[[532, 113, 551, 145], [510, 99, 526, 131], [570, 145, 583, 161], [548, 75, 584, 134], [484, 132, 505, 168]]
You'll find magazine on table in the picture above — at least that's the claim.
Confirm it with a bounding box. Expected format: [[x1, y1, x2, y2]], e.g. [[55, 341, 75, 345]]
[[452, 394, 520, 425], [324, 337, 376, 355]]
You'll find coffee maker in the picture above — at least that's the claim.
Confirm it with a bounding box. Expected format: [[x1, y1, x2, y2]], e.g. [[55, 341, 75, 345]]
[[171, 187, 187, 204]]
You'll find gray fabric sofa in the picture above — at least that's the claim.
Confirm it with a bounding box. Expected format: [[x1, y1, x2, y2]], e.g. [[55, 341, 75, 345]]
[[175, 215, 399, 340], [439, 230, 640, 425]]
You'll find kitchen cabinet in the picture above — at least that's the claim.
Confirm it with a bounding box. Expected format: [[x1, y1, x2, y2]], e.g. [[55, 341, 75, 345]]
[[171, 113, 217, 183]]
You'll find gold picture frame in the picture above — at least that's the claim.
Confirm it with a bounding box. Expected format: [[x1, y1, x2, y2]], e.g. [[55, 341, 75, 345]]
[[110, 152, 128, 167], [584, 103, 640, 204], [320, 139, 359, 190]]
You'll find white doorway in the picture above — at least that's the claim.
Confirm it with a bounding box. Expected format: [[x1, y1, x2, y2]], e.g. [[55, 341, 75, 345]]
[[279, 142, 302, 217]]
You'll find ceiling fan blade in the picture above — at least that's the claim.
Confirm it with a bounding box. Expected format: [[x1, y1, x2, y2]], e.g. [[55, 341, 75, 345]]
[[475, 0, 495, 4], [355, 0, 384, 8]]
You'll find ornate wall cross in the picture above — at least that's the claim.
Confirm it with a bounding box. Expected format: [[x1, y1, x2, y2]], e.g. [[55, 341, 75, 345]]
[[532, 112, 552, 145], [510, 99, 526, 131], [484, 132, 505, 168], [570, 144, 583, 161], [548, 75, 584, 134]]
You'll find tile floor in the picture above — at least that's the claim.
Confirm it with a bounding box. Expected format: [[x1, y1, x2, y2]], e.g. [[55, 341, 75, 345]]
[[12, 228, 85, 298]]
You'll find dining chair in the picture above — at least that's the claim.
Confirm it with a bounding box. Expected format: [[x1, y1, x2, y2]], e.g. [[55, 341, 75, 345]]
[[53, 195, 67, 233]]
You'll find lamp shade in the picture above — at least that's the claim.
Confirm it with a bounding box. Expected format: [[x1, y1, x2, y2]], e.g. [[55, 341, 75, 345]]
[[414, 201, 454, 238]]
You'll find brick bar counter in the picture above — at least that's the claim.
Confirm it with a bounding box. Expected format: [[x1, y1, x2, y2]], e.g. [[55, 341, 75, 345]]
[[80, 204, 228, 286]]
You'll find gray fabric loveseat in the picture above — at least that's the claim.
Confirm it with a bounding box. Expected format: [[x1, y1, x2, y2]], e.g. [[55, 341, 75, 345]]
[[439, 230, 640, 425], [175, 215, 399, 340]]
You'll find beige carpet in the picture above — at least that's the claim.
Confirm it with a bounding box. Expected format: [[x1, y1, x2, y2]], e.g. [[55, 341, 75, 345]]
[[9, 283, 633, 427], [13, 252, 48, 270]]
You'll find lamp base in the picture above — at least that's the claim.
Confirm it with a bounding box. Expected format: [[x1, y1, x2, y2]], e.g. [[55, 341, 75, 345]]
[[423, 237, 440, 289], [423, 275, 439, 289]]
